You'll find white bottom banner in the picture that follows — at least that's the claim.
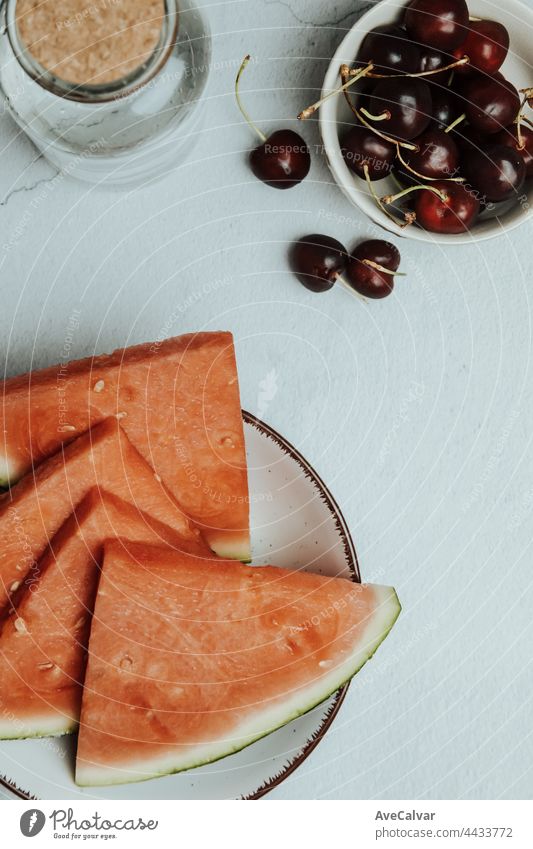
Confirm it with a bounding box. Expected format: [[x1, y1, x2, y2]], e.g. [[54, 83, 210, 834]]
[[1, 800, 531, 848]]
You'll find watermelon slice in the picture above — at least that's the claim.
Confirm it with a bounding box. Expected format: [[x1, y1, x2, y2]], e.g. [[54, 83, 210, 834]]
[[0, 332, 250, 559], [0, 418, 203, 616], [0, 491, 207, 740], [76, 542, 400, 787]]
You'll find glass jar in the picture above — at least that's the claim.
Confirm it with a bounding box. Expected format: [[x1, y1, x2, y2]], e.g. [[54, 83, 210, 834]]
[[0, 0, 211, 186]]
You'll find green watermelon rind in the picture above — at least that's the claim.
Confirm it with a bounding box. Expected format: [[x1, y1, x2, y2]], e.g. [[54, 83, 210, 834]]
[[205, 534, 252, 564], [75, 585, 401, 787], [0, 457, 13, 489], [214, 544, 252, 564], [0, 715, 76, 741]]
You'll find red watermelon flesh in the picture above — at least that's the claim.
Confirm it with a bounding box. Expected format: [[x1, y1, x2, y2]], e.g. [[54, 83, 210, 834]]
[[0, 418, 202, 616], [76, 542, 400, 787], [0, 332, 250, 559], [0, 490, 207, 740]]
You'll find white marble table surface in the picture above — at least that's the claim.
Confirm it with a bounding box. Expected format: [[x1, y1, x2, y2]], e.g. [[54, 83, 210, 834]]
[[0, 0, 532, 801]]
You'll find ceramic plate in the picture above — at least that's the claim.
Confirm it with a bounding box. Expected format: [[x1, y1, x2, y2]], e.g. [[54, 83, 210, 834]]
[[0, 412, 358, 800]]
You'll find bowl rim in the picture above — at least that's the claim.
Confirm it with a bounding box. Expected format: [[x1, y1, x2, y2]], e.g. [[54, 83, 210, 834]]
[[319, 0, 533, 245]]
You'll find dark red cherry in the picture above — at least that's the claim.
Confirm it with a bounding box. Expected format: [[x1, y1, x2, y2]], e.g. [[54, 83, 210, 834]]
[[494, 126, 533, 177], [453, 20, 509, 75], [353, 77, 376, 112], [355, 240, 400, 272], [418, 46, 447, 76], [250, 130, 311, 189], [341, 126, 396, 180], [462, 144, 526, 202], [419, 47, 466, 83], [454, 125, 486, 156], [415, 180, 480, 233], [290, 235, 348, 292], [357, 25, 420, 75], [346, 240, 401, 299], [369, 78, 432, 141], [402, 127, 460, 180], [236, 56, 310, 189], [461, 73, 520, 135], [431, 88, 462, 129], [405, 0, 469, 51]]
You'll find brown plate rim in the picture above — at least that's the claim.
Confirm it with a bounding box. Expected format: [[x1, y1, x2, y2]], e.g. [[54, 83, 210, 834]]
[[0, 411, 359, 802], [241, 411, 360, 799]]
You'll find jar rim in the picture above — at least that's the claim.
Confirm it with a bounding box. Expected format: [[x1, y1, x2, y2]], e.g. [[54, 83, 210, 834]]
[[4, 0, 179, 102]]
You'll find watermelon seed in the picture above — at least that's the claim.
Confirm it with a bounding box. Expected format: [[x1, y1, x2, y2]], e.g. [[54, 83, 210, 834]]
[[63, 425, 76, 432], [120, 654, 133, 669], [37, 661, 54, 670], [93, 380, 105, 393], [318, 660, 333, 669], [221, 437, 235, 447], [9, 580, 20, 592], [74, 616, 86, 630], [154, 473, 162, 483], [14, 617, 28, 634], [116, 411, 128, 419]]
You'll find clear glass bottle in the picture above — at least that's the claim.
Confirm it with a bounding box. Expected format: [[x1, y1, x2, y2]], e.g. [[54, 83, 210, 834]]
[[0, 0, 211, 186]]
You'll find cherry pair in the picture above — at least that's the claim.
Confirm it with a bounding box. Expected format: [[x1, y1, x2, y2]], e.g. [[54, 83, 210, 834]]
[[290, 236, 402, 300]]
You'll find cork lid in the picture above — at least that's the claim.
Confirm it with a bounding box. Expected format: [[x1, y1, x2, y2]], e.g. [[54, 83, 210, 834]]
[[16, 0, 167, 87]]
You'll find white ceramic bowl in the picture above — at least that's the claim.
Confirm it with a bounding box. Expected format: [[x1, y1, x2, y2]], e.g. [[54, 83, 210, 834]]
[[319, 0, 533, 244]]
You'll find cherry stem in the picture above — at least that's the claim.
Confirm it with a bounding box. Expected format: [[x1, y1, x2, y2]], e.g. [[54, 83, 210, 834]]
[[382, 184, 448, 204], [336, 275, 368, 302], [339, 66, 418, 151], [519, 113, 533, 128], [361, 259, 406, 277], [235, 55, 267, 143], [360, 107, 391, 122], [350, 55, 470, 80], [445, 113, 466, 134], [363, 163, 413, 229], [341, 75, 361, 121], [298, 62, 373, 120], [516, 117, 526, 151], [514, 94, 532, 150], [396, 146, 464, 183], [356, 106, 417, 151]]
